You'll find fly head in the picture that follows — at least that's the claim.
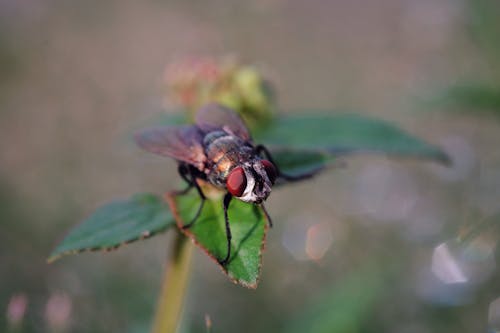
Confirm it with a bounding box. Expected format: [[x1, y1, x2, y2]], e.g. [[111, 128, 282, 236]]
[[226, 159, 277, 204]]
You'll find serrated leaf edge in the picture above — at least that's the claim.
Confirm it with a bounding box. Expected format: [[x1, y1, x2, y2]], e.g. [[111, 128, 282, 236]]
[[47, 227, 168, 263]]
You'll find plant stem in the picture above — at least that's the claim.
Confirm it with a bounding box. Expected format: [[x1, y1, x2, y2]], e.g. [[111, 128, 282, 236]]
[[152, 232, 194, 333]]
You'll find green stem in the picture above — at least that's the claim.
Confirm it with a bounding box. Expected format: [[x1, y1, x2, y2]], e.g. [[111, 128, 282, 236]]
[[152, 232, 194, 333]]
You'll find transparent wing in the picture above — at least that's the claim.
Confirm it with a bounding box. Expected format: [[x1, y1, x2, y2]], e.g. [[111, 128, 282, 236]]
[[195, 103, 251, 141], [134, 125, 206, 169]]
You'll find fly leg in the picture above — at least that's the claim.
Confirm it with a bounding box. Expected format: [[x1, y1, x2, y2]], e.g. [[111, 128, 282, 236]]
[[175, 163, 206, 229], [219, 193, 233, 266], [259, 203, 273, 228], [174, 164, 194, 195], [253, 203, 273, 228], [255, 144, 320, 182]]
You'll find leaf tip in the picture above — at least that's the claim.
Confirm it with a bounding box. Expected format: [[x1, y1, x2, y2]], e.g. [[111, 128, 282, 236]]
[[436, 150, 453, 167], [46, 254, 60, 264]]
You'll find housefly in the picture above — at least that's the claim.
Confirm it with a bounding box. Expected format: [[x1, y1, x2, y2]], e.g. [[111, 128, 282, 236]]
[[135, 103, 315, 265]]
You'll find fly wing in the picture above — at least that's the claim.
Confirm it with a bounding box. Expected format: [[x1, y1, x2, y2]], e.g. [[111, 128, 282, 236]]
[[134, 125, 206, 170], [195, 103, 252, 141]]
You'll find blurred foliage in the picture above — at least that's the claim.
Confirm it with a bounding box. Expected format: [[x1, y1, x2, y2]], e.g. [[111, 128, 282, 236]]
[[286, 262, 388, 333], [468, 0, 500, 69], [0, 32, 22, 87], [433, 84, 500, 112], [432, 0, 500, 114], [165, 57, 273, 129], [255, 113, 449, 163]]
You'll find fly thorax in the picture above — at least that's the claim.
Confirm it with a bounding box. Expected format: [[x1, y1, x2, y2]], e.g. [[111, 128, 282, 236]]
[[205, 134, 240, 163], [202, 130, 227, 147]]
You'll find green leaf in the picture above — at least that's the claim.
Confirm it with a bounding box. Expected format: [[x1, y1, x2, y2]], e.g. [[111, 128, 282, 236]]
[[167, 190, 267, 288], [270, 148, 335, 178], [254, 113, 449, 164], [48, 193, 174, 262]]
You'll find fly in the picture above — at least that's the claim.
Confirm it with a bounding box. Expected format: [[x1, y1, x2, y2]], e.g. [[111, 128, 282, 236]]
[[135, 103, 316, 265]]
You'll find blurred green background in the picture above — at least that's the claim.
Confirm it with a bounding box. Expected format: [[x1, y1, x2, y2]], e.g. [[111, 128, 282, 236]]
[[2, 0, 500, 332]]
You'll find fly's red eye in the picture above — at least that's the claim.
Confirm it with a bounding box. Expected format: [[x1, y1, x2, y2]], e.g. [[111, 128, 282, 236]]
[[226, 167, 247, 197], [261, 160, 277, 184]]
